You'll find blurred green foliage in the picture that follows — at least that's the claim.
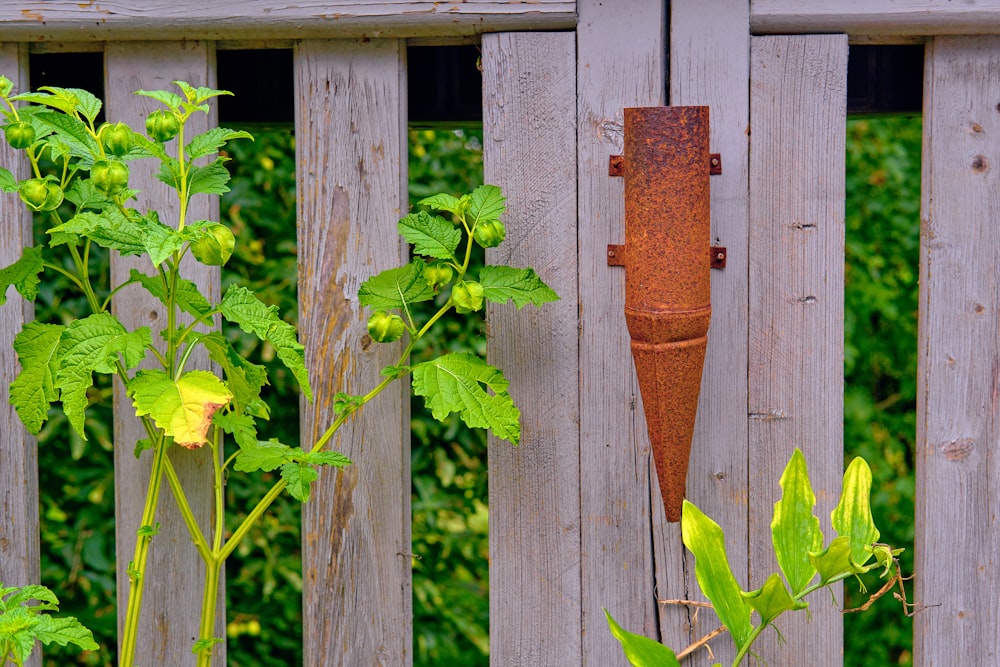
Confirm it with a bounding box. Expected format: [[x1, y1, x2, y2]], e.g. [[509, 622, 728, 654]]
[[843, 115, 921, 667]]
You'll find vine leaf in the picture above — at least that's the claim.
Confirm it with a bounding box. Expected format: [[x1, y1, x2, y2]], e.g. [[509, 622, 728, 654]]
[[397, 211, 461, 261], [219, 285, 312, 401], [468, 184, 505, 226], [681, 500, 754, 649], [832, 456, 880, 567], [127, 369, 232, 449], [185, 127, 253, 160], [129, 269, 212, 318], [280, 462, 319, 502], [199, 332, 269, 418], [417, 192, 465, 217], [10, 322, 64, 435], [233, 438, 295, 473], [809, 535, 870, 585], [411, 353, 520, 445], [0, 245, 44, 304], [771, 448, 822, 594], [604, 609, 680, 667], [740, 572, 808, 625], [357, 261, 436, 311], [479, 265, 559, 309], [233, 439, 351, 502]]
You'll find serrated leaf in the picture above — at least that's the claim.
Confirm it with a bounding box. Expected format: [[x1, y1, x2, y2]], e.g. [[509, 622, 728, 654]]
[[418, 192, 465, 217], [0, 245, 44, 304], [333, 392, 364, 417], [63, 178, 112, 211], [411, 353, 520, 445], [10, 322, 63, 435], [681, 500, 754, 649], [397, 211, 461, 261], [604, 609, 680, 667], [32, 110, 101, 162], [357, 261, 436, 311], [771, 448, 822, 594], [185, 127, 253, 160], [127, 369, 232, 449], [832, 456, 880, 567], [479, 265, 559, 309], [11, 91, 78, 115], [192, 637, 224, 654], [137, 210, 185, 266], [303, 450, 352, 468], [200, 332, 268, 416], [48, 209, 149, 257], [213, 411, 259, 450], [187, 158, 232, 196], [219, 285, 312, 401], [281, 461, 319, 502], [740, 572, 807, 625], [56, 86, 101, 123], [233, 438, 294, 473], [468, 184, 505, 225], [0, 166, 17, 192], [809, 535, 872, 585], [129, 269, 212, 318], [32, 614, 99, 651], [2, 584, 58, 611], [135, 88, 183, 111]]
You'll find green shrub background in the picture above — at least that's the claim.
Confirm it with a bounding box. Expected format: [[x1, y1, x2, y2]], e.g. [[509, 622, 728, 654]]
[[32, 115, 919, 665]]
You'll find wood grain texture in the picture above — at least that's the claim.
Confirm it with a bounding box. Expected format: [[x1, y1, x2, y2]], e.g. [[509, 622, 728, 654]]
[[481, 31, 580, 667], [295, 39, 410, 667], [915, 35, 1000, 667], [748, 34, 847, 665], [663, 1, 750, 661], [105, 41, 225, 666], [0, 1, 575, 41], [0, 44, 41, 667], [576, 1, 667, 664], [752, 0, 1000, 37]]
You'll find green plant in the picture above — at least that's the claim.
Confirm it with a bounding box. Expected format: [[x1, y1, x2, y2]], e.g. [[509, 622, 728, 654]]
[[0, 583, 97, 666], [607, 449, 911, 666], [0, 78, 555, 666]]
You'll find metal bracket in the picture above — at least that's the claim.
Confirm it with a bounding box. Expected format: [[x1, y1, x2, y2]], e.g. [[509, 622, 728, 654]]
[[710, 246, 727, 269], [609, 152, 721, 177]]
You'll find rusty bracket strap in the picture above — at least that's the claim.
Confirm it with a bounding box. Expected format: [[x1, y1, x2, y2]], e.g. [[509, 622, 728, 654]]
[[604, 106, 714, 523]]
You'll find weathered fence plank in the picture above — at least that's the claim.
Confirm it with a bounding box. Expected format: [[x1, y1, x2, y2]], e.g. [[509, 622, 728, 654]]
[[916, 35, 1000, 667], [0, 1, 575, 41], [481, 31, 580, 667], [0, 43, 41, 667], [105, 41, 225, 666], [295, 38, 411, 667], [661, 0, 751, 661], [576, 0, 668, 664], [749, 34, 847, 665]]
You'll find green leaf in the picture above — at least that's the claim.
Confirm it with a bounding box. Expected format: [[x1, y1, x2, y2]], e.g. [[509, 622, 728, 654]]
[[418, 192, 465, 217], [397, 211, 461, 261], [357, 261, 436, 311], [135, 88, 183, 111], [63, 178, 112, 211], [137, 211, 185, 266], [192, 637, 224, 655], [740, 572, 808, 625], [302, 450, 352, 468], [219, 285, 312, 401], [48, 208, 168, 260], [809, 535, 871, 585], [0, 166, 17, 192], [32, 110, 101, 162], [681, 500, 754, 649], [0, 245, 44, 304], [213, 412, 259, 450], [187, 158, 232, 196], [185, 127, 253, 160], [129, 269, 212, 318], [604, 609, 680, 667], [281, 461, 319, 502], [411, 353, 520, 445], [771, 448, 823, 594], [11, 91, 78, 115], [468, 184, 505, 226], [175, 81, 234, 105], [478, 265, 559, 309], [32, 614, 99, 651], [200, 332, 269, 417], [233, 438, 295, 473], [1, 584, 58, 611], [127, 369, 232, 448], [10, 322, 63, 436], [832, 456, 880, 567]]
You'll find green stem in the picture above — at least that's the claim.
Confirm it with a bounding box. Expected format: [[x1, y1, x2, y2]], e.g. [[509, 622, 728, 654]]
[[195, 557, 223, 667], [160, 456, 211, 561]]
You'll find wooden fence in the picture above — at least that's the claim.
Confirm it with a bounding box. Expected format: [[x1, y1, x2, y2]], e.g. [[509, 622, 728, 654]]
[[1, 1, 998, 665]]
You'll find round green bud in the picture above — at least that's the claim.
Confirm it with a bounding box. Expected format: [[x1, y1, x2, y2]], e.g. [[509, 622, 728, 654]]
[[4, 121, 35, 149], [145, 109, 180, 142], [190, 223, 236, 267], [90, 159, 130, 196], [473, 219, 506, 249], [423, 261, 454, 289], [452, 280, 484, 314], [367, 311, 406, 343], [100, 121, 134, 156], [18, 178, 63, 212]]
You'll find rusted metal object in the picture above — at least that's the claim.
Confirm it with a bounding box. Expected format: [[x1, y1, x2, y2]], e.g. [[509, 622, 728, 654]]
[[608, 106, 713, 522]]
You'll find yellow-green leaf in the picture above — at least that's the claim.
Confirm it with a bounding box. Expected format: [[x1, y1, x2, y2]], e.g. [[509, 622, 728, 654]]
[[832, 457, 880, 567], [128, 370, 232, 448], [771, 448, 822, 594], [740, 572, 807, 625]]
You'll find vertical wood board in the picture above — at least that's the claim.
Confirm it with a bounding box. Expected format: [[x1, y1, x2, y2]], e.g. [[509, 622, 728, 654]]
[[748, 33, 847, 665], [105, 41, 225, 666], [481, 31, 580, 667], [915, 35, 1000, 667], [665, 0, 751, 661], [576, 1, 668, 664], [296, 38, 411, 667], [0, 43, 41, 667]]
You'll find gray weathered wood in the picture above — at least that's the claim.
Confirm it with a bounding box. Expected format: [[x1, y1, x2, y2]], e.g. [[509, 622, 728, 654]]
[[748, 34, 847, 665], [661, 0, 751, 662], [0, 43, 41, 667], [481, 31, 580, 667], [576, 1, 668, 664], [752, 0, 1000, 38], [0, 1, 575, 41], [106, 41, 225, 666], [915, 35, 1000, 667], [296, 38, 411, 667]]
